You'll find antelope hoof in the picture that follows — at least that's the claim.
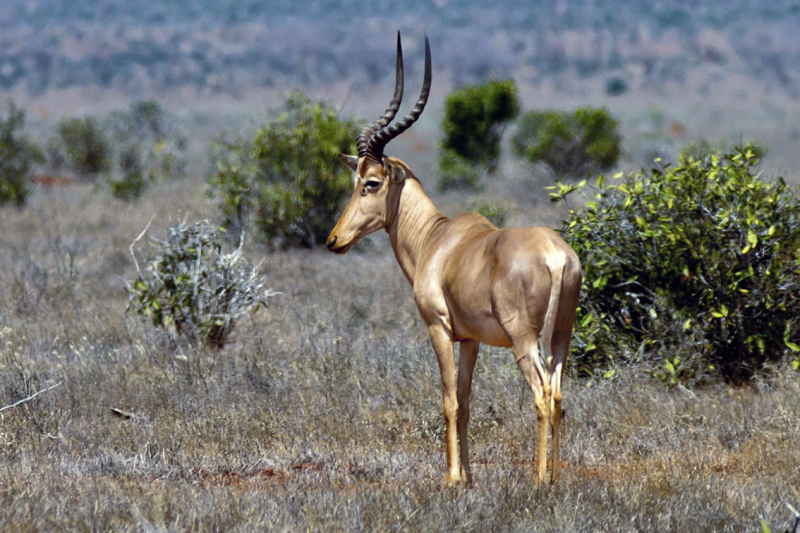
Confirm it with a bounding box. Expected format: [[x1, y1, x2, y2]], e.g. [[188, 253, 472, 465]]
[[445, 471, 464, 486]]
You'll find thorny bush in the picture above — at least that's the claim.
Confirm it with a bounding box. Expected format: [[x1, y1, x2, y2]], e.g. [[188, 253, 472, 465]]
[[127, 220, 275, 348], [551, 145, 800, 385]]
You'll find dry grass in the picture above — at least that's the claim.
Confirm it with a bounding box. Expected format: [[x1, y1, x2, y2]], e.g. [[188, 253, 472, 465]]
[[1, 178, 799, 532]]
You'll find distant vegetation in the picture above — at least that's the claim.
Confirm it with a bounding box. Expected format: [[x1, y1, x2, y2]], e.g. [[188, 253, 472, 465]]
[[441, 80, 520, 169], [1, 0, 799, 97], [209, 92, 359, 248], [438, 79, 519, 191], [513, 107, 622, 178], [106, 101, 188, 200], [552, 145, 800, 384], [54, 117, 112, 178], [0, 101, 43, 206], [44, 100, 187, 199], [469, 200, 508, 228]]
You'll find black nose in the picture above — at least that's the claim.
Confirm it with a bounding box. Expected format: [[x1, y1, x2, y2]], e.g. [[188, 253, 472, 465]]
[[326, 236, 337, 250]]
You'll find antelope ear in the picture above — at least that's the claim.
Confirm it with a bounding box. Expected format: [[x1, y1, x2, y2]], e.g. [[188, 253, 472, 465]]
[[339, 153, 359, 172], [385, 159, 407, 183]]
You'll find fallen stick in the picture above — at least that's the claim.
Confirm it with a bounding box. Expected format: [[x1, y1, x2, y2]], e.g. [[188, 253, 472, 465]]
[[0, 380, 64, 414]]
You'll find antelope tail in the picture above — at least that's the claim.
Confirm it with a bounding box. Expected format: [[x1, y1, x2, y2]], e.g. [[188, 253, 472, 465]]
[[540, 256, 566, 371]]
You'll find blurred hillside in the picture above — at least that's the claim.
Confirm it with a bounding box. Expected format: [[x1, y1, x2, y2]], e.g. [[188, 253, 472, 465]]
[[2, 0, 800, 176], [2, 0, 800, 96]]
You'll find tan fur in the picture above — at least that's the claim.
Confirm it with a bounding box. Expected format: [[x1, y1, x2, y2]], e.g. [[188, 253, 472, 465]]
[[328, 157, 582, 486]]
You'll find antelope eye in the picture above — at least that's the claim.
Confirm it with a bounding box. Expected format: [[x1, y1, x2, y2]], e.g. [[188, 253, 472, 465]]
[[365, 180, 380, 190]]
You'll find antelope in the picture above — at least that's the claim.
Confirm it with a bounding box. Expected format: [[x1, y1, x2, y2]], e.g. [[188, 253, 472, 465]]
[[327, 32, 582, 486]]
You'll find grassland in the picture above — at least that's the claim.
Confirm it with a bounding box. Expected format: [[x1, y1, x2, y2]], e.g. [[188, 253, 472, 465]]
[[1, 1, 800, 528], [1, 176, 798, 532]]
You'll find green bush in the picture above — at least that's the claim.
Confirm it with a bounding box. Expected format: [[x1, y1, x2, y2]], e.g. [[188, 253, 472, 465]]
[[106, 100, 187, 200], [469, 200, 507, 228], [56, 116, 112, 177], [513, 107, 621, 177], [437, 149, 484, 192], [680, 138, 768, 165], [438, 79, 519, 191], [127, 220, 275, 348], [0, 101, 43, 207], [47, 101, 186, 200], [441, 79, 520, 167], [110, 170, 147, 201], [209, 92, 359, 247], [551, 146, 800, 385]]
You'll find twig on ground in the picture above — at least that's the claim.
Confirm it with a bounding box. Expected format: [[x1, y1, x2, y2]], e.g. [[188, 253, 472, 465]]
[[786, 502, 799, 533], [0, 380, 64, 414], [109, 407, 149, 422]]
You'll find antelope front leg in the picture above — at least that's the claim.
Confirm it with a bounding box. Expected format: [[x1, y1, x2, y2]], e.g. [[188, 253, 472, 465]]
[[457, 340, 479, 484], [428, 325, 461, 484]]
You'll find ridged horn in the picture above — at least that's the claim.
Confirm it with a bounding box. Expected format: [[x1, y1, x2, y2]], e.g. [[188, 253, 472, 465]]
[[367, 33, 431, 160], [356, 31, 404, 160]]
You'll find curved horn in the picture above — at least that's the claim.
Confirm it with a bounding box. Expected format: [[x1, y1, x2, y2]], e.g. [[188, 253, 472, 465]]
[[357, 31, 405, 159], [368, 33, 431, 159]]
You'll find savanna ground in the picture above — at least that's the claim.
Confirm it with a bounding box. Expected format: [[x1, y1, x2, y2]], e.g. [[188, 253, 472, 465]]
[[1, 172, 799, 532]]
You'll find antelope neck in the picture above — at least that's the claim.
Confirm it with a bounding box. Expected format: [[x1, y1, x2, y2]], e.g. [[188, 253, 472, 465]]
[[386, 177, 446, 283]]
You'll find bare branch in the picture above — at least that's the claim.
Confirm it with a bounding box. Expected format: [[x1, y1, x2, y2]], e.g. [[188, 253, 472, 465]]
[[0, 380, 64, 414], [130, 214, 156, 279]]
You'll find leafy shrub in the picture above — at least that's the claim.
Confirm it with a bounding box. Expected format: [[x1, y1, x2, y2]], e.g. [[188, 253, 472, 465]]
[[551, 146, 800, 385], [437, 149, 484, 192], [209, 92, 359, 247], [106, 100, 187, 200], [513, 107, 621, 177], [469, 200, 507, 227], [0, 101, 43, 207], [438, 79, 519, 191], [127, 220, 275, 348], [56, 116, 112, 178], [110, 170, 147, 201], [680, 138, 768, 164], [441, 79, 520, 167], [47, 101, 186, 200]]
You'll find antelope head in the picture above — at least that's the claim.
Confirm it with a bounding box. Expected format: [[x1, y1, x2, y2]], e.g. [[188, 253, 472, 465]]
[[327, 32, 431, 254]]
